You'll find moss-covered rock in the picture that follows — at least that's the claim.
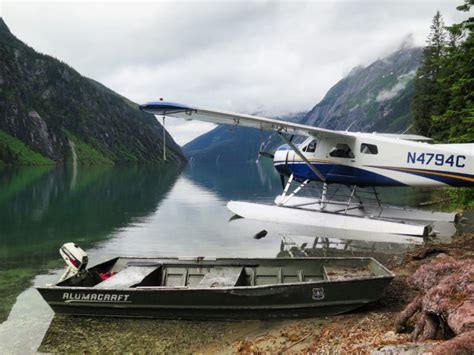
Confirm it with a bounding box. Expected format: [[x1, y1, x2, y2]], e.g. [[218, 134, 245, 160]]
[[0, 129, 54, 165]]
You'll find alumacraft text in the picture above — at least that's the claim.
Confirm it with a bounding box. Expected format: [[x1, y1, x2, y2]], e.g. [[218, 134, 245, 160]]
[[63, 292, 131, 303]]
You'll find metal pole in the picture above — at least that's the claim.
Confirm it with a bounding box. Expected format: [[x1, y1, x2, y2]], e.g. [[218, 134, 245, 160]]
[[162, 116, 166, 161]]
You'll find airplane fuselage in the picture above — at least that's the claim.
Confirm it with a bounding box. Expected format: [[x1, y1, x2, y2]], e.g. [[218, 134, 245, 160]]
[[274, 133, 474, 187], [138, 100, 473, 188]]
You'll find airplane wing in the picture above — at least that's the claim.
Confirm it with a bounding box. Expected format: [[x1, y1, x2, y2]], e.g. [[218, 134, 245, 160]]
[[139, 101, 353, 140], [376, 133, 433, 142]]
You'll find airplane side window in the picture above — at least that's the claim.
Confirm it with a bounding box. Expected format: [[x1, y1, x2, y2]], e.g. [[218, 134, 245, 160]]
[[329, 143, 355, 158], [307, 140, 317, 153], [360, 143, 378, 155]]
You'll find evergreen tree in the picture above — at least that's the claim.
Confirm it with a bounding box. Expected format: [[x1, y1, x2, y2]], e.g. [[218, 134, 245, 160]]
[[432, 0, 474, 143], [412, 11, 447, 136], [412, 1, 474, 206]]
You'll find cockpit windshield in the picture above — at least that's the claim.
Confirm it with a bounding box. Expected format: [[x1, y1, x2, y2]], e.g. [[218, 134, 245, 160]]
[[302, 139, 317, 153]]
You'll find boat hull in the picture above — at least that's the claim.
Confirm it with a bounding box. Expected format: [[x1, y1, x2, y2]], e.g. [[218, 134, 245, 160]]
[[37, 256, 394, 320], [43, 303, 368, 320]]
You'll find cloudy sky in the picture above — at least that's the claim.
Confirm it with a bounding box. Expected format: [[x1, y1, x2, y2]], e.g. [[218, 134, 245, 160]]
[[2, 1, 466, 145]]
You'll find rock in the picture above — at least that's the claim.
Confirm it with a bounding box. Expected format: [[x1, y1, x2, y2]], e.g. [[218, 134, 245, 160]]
[[383, 331, 398, 342], [373, 343, 433, 355]]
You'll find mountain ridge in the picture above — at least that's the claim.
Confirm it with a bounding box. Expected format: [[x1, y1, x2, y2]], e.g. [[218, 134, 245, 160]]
[[183, 46, 422, 163], [183, 112, 306, 163], [303, 46, 422, 132], [0, 18, 185, 165]]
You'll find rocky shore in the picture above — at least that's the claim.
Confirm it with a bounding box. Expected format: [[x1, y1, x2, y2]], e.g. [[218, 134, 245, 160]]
[[38, 220, 473, 354], [223, 231, 474, 354]]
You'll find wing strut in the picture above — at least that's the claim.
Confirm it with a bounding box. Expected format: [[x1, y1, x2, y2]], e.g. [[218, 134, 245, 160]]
[[162, 116, 167, 161], [277, 132, 326, 182]]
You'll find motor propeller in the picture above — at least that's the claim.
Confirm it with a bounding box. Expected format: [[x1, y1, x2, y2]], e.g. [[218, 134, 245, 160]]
[[258, 151, 274, 159], [280, 175, 286, 190]]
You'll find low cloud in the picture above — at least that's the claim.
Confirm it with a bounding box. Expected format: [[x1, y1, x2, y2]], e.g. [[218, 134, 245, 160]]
[[376, 70, 417, 102], [3, 1, 467, 144]]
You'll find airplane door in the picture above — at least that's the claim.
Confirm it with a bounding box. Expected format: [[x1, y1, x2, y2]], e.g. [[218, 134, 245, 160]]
[[326, 142, 357, 184]]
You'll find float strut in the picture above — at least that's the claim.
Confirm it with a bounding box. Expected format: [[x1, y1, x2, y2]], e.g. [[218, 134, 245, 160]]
[[345, 185, 357, 213], [279, 178, 310, 205]]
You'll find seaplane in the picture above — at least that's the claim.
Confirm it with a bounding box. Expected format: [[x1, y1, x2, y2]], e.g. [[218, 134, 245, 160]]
[[139, 101, 474, 238]]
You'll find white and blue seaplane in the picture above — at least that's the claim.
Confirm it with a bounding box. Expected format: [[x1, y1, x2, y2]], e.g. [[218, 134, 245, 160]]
[[140, 101, 474, 238]]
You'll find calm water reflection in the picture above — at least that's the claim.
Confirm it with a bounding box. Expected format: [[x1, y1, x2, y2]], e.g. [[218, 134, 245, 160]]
[[0, 162, 459, 353]]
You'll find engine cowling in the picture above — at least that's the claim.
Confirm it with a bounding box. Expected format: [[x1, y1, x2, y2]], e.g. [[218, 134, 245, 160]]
[[59, 242, 88, 273]]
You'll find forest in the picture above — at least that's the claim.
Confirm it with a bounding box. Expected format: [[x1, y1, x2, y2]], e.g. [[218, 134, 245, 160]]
[[412, 0, 473, 205]]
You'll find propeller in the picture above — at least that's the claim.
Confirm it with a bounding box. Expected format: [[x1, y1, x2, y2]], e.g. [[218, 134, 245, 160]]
[[258, 151, 274, 159], [280, 175, 286, 190]]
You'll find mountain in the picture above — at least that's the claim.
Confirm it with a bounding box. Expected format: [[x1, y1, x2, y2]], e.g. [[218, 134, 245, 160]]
[[0, 18, 185, 165], [183, 112, 306, 163], [183, 46, 422, 163], [303, 46, 422, 132]]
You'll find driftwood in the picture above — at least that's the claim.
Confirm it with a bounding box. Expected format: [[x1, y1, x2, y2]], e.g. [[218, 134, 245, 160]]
[[431, 330, 474, 355], [395, 254, 474, 353]]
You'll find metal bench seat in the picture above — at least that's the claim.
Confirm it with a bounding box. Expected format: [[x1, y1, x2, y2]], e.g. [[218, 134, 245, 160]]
[[94, 265, 160, 289], [197, 266, 244, 288]]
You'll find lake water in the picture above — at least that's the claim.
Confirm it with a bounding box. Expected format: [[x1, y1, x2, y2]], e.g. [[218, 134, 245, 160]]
[[0, 162, 461, 353]]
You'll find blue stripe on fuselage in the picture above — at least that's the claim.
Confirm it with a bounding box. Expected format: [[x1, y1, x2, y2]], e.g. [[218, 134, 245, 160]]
[[371, 166, 474, 187], [274, 161, 474, 187], [274, 162, 405, 186]]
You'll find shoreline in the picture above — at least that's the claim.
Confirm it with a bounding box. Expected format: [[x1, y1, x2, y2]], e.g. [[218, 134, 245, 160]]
[[212, 230, 474, 354], [36, 213, 474, 353]]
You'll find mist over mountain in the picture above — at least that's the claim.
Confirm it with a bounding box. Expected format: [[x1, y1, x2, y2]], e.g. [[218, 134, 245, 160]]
[[0, 18, 185, 165], [303, 46, 422, 132], [183, 45, 422, 163]]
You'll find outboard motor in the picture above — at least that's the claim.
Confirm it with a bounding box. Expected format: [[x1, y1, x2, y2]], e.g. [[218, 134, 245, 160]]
[[59, 242, 88, 282]]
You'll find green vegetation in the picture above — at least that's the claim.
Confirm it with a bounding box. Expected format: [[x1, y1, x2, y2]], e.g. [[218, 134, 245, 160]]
[[0, 18, 185, 166], [412, 1, 474, 206], [413, 2, 473, 142], [0, 166, 52, 205], [0, 266, 37, 321], [0, 258, 62, 322], [0, 130, 54, 165], [445, 187, 474, 208], [63, 130, 114, 165]]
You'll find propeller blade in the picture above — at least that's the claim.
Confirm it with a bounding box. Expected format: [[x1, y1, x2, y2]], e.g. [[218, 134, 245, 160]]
[[258, 151, 274, 159]]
